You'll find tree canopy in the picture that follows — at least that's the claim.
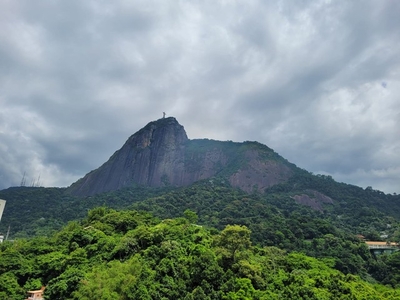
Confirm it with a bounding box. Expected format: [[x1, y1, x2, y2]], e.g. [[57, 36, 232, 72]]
[[1, 208, 400, 299]]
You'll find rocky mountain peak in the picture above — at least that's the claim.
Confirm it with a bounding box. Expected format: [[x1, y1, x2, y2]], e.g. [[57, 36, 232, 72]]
[[127, 117, 188, 150], [67, 117, 295, 196]]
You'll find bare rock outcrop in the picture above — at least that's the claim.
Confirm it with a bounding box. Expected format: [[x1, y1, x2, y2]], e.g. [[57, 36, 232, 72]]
[[67, 117, 295, 196], [292, 190, 334, 211]]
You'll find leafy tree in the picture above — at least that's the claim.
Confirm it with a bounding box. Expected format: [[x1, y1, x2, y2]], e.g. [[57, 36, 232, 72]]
[[184, 209, 199, 224], [45, 267, 86, 300], [0, 272, 24, 300], [218, 225, 252, 263], [1, 205, 400, 298]]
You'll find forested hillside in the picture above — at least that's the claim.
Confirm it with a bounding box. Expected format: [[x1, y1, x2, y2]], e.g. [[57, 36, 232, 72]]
[[2, 208, 400, 299], [1, 175, 400, 291], [2, 173, 399, 240], [0, 185, 169, 238]]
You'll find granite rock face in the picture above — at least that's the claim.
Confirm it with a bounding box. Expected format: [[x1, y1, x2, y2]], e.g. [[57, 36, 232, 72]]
[[292, 190, 334, 211], [67, 117, 295, 196]]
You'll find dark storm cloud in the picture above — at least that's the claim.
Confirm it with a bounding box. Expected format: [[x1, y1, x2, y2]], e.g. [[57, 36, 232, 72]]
[[0, 0, 399, 193]]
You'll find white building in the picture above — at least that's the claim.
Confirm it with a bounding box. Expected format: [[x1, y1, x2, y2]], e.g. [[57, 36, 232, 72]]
[[0, 199, 6, 243]]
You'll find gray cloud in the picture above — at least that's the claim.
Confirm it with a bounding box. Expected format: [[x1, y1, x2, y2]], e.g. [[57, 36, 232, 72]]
[[0, 0, 399, 194]]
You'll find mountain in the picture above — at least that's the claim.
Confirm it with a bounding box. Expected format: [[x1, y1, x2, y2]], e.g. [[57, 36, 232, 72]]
[[2, 117, 399, 240], [2, 117, 400, 289], [67, 117, 296, 196]]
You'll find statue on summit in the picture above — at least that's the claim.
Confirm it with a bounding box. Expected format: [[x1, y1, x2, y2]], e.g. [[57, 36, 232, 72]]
[[163, 112, 166, 118]]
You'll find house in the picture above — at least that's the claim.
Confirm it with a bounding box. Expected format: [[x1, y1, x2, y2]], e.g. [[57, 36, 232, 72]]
[[365, 241, 398, 249], [26, 286, 45, 300], [365, 241, 399, 256]]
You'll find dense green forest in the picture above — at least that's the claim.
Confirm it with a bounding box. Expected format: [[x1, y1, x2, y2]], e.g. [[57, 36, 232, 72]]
[[2, 208, 400, 299], [1, 173, 400, 298], [1, 175, 399, 241]]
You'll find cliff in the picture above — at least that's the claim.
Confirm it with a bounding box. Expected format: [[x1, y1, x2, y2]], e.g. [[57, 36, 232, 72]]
[[67, 117, 295, 196]]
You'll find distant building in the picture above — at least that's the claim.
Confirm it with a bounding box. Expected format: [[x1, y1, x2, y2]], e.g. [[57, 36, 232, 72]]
[[365, 241, 398, 248], [0, 199, 7, 243], [25, 286, 45, 300], [366, 241, 399, 256], [0, 199, 5, 221]]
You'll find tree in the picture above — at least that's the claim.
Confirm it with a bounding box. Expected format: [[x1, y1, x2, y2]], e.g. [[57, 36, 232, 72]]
[[45, 267, 85, 300], [0, 272, 24, 299], [184, 209, 198, 224], [218, 225, 251, 262]]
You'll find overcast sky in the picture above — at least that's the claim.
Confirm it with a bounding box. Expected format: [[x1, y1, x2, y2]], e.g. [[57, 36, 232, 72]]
[[0, 0, 399, 194]]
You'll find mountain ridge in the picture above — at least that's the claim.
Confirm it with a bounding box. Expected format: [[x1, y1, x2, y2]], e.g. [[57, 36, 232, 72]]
[[67, 117, 296, 196]]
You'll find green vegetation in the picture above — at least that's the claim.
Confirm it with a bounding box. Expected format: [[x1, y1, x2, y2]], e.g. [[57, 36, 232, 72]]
[[2, 118, 400, 298], [1, 208, 400, 299], [0, 185, 171, 238], [184, 139, 293, 177], [1, 171, 400, 298]]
